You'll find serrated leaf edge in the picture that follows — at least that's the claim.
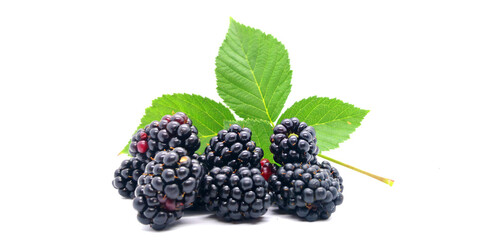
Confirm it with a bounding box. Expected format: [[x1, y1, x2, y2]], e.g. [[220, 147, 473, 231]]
[[216, 18, 292, 126]]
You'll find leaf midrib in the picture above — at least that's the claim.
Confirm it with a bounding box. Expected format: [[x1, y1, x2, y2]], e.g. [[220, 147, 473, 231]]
[[199, 133, 217, 139], [232, 25, 274, 127]]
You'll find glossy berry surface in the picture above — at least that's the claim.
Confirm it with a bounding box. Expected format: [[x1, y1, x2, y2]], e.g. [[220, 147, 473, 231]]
[[129, 112, 200, 161], [188, 153, 209, 209], [133, 147, 205, 230], [201, 166, 272, 221], [112, 157, 148, 199], [269, 160, 344, 221], [204, 124, 263, 171], [270, 117, 319, 165]]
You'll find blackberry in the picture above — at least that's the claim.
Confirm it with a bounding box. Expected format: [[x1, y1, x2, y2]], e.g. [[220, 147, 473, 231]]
[[189, 153, 208, 210], [133, 147, 205, 230], [112, 157, 147, 199], [129, 112, 200, 161], [268, 160, 344, 221], [204, 124, 263, 170], [270, 118, 319, 165], [201, 166, 272, 221]]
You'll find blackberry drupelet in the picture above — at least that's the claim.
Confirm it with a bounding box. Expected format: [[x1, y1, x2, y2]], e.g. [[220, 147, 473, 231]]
[[192, 153, 206, 170], [201, 166, 272, 221], [129, 112, 201, 161], [204, 124, 263, 170], [268, 160, 344, 221], [133, 147, 205, 230], [112, 157, 148, 199], [270, 118, 319, 165], [192, 153, 207, 169]]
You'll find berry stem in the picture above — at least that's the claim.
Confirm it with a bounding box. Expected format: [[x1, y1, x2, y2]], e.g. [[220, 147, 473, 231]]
[[317, 154, 394, 186]]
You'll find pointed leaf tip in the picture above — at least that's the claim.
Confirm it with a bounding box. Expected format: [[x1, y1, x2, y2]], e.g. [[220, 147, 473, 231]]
[[216, 20, 292, 125], [279, 97, 369, 152]]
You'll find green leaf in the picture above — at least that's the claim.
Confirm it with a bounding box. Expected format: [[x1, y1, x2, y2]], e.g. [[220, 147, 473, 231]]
[[216, 18, 292, 126], [119, 94, 236, 155], [224, 119, 276, 165], [278, 96, 369, 152]]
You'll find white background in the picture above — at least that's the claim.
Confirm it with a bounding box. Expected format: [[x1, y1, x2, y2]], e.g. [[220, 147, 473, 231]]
[[1, 1, 479, 239]]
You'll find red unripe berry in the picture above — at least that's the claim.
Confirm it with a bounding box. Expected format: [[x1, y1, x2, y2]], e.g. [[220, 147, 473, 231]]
[[261, 166, 272, 181], [165, 198, 176, 211], [260, 158, 269, 167], [136, 140, 148, 153]]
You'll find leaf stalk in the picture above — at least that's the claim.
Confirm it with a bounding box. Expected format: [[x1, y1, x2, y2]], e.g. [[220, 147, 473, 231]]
[[318, 154, 394, 186]]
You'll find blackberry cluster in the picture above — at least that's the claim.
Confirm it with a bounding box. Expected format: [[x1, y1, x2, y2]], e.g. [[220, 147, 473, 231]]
[[133, 147, 205, 230], [204, 124, 263, 170], [201, 166, 272, 221], [129, 112, 201, 161], [268, 161, 343, 221], [112, 157, 148, 199], [270, 118, 319, 165]]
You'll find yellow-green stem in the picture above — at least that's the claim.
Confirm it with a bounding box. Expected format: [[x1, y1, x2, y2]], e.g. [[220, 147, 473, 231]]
[[318, 154, 394, 186]]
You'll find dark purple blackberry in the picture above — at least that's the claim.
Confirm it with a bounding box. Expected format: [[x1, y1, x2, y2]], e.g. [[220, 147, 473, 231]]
[[268, 160, 344, 221], [204, 124, 263, 171], [188, 153, 208, 210], [201, 166, 272, 221], [133, 147, 205, 230], [129, 112, 200, 161], [270, 118, 319, 165], [112, 157, 147, 199]]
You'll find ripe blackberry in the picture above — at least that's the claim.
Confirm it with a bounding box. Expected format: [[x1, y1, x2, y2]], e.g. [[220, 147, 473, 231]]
[[129, 112, 200, 161], [133, 147, 205, 230], [112, 157, 148, 199], [201, 166, 272, 221], [270, 118, 319, 165], [189, 153, 208, 210], [204, 124, 263, 170], [268, 160, 344, 221]]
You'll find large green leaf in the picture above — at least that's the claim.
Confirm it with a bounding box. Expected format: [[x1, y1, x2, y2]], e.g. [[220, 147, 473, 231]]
[[119, 94, 235, 155], [224, 119, 276, 165], [216, 18, 292, 126], [278, 96, 369, 152]]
